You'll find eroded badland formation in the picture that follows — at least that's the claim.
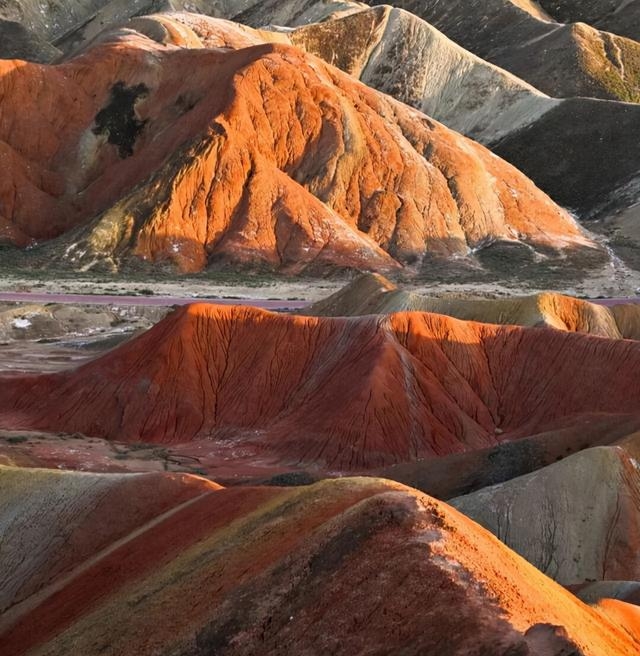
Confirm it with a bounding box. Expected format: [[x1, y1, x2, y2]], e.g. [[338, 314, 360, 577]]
[[2, 1, 640, 655]]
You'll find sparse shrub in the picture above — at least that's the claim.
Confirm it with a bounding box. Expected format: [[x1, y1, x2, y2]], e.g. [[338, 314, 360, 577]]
[[5, 435, 28, 444]]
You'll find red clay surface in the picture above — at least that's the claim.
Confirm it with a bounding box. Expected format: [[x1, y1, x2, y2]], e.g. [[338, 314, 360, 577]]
[[2, 303, 640, 474]]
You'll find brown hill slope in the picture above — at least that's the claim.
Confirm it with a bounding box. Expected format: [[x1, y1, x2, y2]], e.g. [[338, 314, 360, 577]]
[[1, 468, 638, 655], [0, 27, 591, 273], [2, 304, 640, 472]]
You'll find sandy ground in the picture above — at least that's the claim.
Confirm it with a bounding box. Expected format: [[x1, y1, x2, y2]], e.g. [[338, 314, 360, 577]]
[[0, 274, 345, 302], [2, 262, 640, 302]]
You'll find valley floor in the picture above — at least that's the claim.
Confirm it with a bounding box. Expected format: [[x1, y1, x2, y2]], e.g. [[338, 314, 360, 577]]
[[3, 257, 640, 303]]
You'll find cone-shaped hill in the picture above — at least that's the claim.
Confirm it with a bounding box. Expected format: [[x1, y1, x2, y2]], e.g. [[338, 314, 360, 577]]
[[365, 0, 640, 102], [106, 11, 640, 258]]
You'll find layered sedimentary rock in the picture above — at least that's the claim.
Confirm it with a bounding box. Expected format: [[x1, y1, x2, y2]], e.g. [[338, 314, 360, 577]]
[[0, 25, 592, 273], [128, 12, 640, 257], [452, 446, 640, 584], [2, 304, 640, 472], [288, 6, 556, 144], [288, 8, 640, 223], [0, 466, 218, 614], [305, 273, 640, 339], [1, 467, 638, 656], [4, 6, 638, 269], [226, 6, 640, 239], [366, 0, 640, 102]]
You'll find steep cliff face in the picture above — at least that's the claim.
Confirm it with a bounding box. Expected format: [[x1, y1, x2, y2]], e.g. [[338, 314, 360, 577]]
[[0, 28, 591, 272], [1, 469, 637, 656]]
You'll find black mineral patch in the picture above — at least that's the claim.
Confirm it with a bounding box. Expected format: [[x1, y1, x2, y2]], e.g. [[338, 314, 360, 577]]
[[93, 81, 149, 158]]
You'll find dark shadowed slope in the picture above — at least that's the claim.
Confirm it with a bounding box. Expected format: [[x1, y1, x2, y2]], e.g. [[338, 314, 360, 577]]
[[536, 0, 640, 41], [374, 414, 640, 499], [366, 0, 640, 102]]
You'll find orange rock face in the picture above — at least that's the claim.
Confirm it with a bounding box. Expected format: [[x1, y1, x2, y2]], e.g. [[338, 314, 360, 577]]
[[0, 25, 592, 272], [2, 303, 640, 472], [594, 599, 640, 644]]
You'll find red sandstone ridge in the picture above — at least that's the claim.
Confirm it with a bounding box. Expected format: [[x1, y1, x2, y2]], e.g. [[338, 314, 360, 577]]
[[1, 469, 638, 655], [0, 24, 593, 272], [2, 303, 640, 471]]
